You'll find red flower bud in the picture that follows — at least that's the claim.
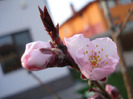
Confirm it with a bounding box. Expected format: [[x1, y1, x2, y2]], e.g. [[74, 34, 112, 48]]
[[106, 84, 120, 98]]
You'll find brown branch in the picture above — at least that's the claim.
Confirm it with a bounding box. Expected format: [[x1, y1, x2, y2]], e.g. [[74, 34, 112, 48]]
[[38, 6, 63, 46], [111, 34, 133, 99], [94, 81, 112, 99], [117, 6, 133, 38], [101, 1, 133, 99], [28, 71, 62, 99]]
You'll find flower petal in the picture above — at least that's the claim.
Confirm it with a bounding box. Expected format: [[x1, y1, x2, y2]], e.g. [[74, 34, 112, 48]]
[[91, 57, 119, 80], [106, 84, 120, 98], [91, 37, 119, 60], [21, 49, 52, 71], [21, 41, 52, 71], [26, 41, 51, 51], [64, 34, 90, 62]]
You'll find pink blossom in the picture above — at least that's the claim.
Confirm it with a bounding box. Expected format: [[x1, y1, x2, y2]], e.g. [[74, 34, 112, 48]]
[[65, 34, 119, 80], [21, 41, 52, 71], [106, 84, 120, 98]]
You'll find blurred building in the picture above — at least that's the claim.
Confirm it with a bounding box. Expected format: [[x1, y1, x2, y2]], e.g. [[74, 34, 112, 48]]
[[59, 0, 133, 52], [59, 1, 108, 42], [0, 0, 73, 99]]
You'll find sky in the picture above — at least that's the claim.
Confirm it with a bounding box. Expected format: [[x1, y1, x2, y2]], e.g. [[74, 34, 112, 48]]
[[46, 0, 95, 25]]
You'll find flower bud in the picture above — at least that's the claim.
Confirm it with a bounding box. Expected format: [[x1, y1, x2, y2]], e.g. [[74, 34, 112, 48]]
[[106, 84, 120, 98], [21, 41, 52, 71]]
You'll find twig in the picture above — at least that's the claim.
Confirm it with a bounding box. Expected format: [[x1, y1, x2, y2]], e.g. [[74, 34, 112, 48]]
[[94, 81, 112, 99], [38, 6, 63, 46], [38, 6, 80, 70], [101, 1, 133, 99], [28, 71, 62, 99], [111, 34, 133, 99], [117, 6, 133, 38]]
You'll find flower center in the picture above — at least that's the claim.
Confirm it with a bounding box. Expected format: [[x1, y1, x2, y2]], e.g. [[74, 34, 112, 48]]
[[89, 55, 99, 68], [84, 44, 109, 69]]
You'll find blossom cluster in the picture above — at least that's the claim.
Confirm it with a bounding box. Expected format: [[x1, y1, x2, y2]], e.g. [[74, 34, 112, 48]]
[[21, 34, 119, 81]]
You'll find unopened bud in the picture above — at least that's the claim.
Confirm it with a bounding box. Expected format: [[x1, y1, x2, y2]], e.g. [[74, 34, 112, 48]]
[[21, 41, 52, 71], [106, 84, 120, 98]]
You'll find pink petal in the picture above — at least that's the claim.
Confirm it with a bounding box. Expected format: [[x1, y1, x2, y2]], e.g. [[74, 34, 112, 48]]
[[76, 47, 93, 71], [64, 34, 90, 62], [91, 37, 119, 60], [21, 49, 52, 71], [106, 84, 120, 98], [26, 41, 51, 51], [21, 41, 52, 71], [91, 57, 119, 80]]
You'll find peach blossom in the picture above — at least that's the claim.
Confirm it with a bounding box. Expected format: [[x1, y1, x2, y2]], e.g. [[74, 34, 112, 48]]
[[65, 34, 119, 80]]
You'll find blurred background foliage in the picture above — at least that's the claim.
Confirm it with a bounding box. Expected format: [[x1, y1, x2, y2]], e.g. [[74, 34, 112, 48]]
[[70, 69, 133, 99]]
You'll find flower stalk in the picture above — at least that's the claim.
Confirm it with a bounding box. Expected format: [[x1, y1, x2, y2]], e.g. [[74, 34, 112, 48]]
[[94, 81, 112, 99]]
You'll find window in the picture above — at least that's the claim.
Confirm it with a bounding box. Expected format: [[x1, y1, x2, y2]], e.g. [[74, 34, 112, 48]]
[[0, 30, 32, 74], [119, 0, 132, 4]]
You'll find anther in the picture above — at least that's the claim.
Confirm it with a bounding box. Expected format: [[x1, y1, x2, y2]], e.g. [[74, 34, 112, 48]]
[[99, 58, 101, 61], [98, 51, 100, 54]]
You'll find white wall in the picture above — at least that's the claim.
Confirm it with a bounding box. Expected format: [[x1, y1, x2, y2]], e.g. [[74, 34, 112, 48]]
[[0, 0, 70, 98]]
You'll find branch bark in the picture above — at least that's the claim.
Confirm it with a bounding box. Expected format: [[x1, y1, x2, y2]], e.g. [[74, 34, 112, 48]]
[[38, 6, 79, 70], [101, 1, 133, 99], [28, 71, 62, 99], [117, 6, 133, 38], [94, 81, 112, 99]]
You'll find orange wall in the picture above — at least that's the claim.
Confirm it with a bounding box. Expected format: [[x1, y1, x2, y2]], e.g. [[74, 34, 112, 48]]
[[59, 1, 108, 42], [110, 3, 133, 25]]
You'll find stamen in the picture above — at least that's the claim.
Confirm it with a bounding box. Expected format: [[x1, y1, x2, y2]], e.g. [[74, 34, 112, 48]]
[[92, 51, 94, 53], [93, 56, 97, 61], [106, 55, 108, 57], [99, 58, 101, 61], [101, 48, 103, 51], [86, 45, 89, 47], [106, 62, 108, 64], [90, 60, 96, 63], [98, 56, 100, 58], [96, 45, 98, 47], [86, 51, 88, 53], [98, 51, 100, 54]]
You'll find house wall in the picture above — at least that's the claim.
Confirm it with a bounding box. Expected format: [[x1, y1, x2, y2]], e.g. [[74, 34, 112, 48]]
[[59, 1, 108, 42], [0, 0, 70, 98], [110, 3, 133, 25]]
